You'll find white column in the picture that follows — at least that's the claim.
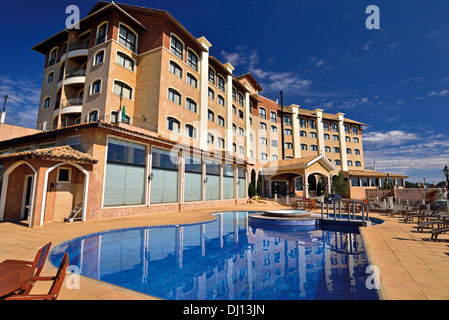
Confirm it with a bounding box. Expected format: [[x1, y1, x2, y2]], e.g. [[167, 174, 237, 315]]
[[337, 113, 348, 171], [197, 37, 212, 151], [315, 109, 325, 156], [291, 105, 301, 158], [0, 111, 6, 124], [225, 74, 234, 153], [244, 91, 251, 158]]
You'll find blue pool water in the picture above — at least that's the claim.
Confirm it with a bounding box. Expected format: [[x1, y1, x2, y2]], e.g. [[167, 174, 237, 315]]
[[49, 211, 380, 300]]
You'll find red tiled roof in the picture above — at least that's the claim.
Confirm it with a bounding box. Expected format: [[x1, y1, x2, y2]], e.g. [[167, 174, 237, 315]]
[[0, 146, 97, 163]]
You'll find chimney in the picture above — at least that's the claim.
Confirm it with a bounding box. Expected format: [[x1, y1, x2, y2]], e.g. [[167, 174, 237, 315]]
[[0, 111, 5, 124]]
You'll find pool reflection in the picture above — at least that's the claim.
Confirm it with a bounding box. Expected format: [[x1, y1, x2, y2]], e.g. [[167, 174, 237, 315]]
[[50, 211, 378, 300]]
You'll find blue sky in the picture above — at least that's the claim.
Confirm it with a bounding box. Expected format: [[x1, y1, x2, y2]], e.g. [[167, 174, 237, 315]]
[[1, 0, 449, 183]]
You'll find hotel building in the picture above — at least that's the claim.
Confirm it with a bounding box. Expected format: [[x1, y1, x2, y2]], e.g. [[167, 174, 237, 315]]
[[0, 1, 406, 227]]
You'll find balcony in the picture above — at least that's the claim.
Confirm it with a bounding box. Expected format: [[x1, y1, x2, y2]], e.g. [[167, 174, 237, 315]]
[[61, 41, 89, 61], [53, 98, 83, 118], [58, 69, 86, 88]]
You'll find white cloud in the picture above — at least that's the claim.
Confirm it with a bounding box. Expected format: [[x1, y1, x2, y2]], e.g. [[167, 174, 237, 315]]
[[363, 130, 419, 145]]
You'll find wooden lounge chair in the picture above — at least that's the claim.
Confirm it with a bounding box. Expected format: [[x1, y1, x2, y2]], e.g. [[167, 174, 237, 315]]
[[431, 225, 449, 241], [1, 242, 52, 293], [417, 216, 449, 233], [403, 204, 445, 224], [389, 206, 409, 218], [3, 253, 69, 300]]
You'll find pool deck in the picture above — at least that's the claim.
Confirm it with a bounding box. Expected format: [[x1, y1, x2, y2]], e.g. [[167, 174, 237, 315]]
[[1, 200, 449, 300]]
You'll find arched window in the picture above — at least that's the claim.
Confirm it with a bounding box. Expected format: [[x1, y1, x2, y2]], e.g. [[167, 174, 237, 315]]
[[169, 60, 182, 78], [208, 67, 215, 84], [259, 107, 267, 119], [270, 111, 277, 122], [113, 81, 133, 100], [218, 115, 225, 127], [43, 97, 51, 109], [94, 50, 105, 65], [48, 48, 57, 67], [311, 145, 318, 151], [186, 98, 197, 113], [285, 142, 293, 149], [91, 80, 102, 95], [96, 22, 108, 45], [171, 35, 183, 59], [208, 109, 214, 122], [187, 49, 198, 71], [217, 75, 225, 92], [168, 88, 181, 105], [118, 24, 137, 52], [238, 93, 244, 106], [167, 117, 180, 133], [88, 110, 98, 122], [185, 124, 197, 139], [207, 132, 214, 145], [117, 52, 135, 71]]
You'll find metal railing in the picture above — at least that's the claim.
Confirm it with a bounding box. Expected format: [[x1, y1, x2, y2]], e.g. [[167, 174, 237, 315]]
[[320, 199, 370, 224]]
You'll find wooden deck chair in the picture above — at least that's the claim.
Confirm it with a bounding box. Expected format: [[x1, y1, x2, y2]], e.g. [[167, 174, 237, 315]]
[[403, 204, 445, 224], [1, 242, 52, 293], [4, 253, 69, 300]]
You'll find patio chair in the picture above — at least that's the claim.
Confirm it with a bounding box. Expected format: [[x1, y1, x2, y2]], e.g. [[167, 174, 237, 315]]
[[63, 203, 83, 223], [290, 198, 299, 210], [389, 206, 409, 218], [3, 253, 69, 300], [403, 204, 445, 224], [417, 215, 449, 233], [1, 242, 52, 293]]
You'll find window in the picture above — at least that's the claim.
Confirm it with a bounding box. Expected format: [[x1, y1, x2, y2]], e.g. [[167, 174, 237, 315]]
[[168, 88, 181, 105], [355, 161, 361, 167], [218, 95, 225, 106], [345, 125, 350, 134], [151, 147, 179, 204], [333, 147, 340, 153], [323, 121, 329, 131], [218, 137, 225, 148], [95, 50, 105, 65], [260, 137, 267, 145], [351, 177, 360, 187], [311, 145, 318, 151], [169, 61, 182, 78], [260, 153, 268, 160], [237, 167, 246, 199], [324, 133, 330, 140], [208, 67, 215, 84], [239, 127, 244, 137], [232, 124, 237, 133], [354, 149, 360, 155], [348, 160, 353, 166], [187, 73, 198, 88], [118, 25, 137, 52], [271, 126, 278, 133], [187, 49, 198, 71], [270, 111, 277, 122], [223, 164, 234, 199], [332, 135, 339, 141], [91, 80, 101, 94], [325, 146, 331, 152], [346, 148, 352, 154], [57, 168, 71, 183], [208, 88, 215, 100], [185, 124, 197, 139], [218, 115, 225, 127], [301, 144, 307, 150], [260, 122, 267, 130], [170, 35, 183, 59], [239, 146, 244, 155], [238, 93, 244, 107], [310, 132, 317, 138], [272, 155, 278, 161], [186, 98, 197, 113], [353, 137, 359, 143], [96, 23, 107, 45], [104, 138, 146, 206], [332, 123, 338, 132], [43, 97, 50, 110], [113, 81, 133, 100], [117, 52, 135, 71], [217, 75, 225, 92], [238, 110, 244, 119], [283, 116, 292, 126], [334, 159, 341, 166], [249, 102, 253, 113], [232, 105, 236, 114], [47, 72, 54, 84], [207, 132, 214, 145], [184, 154, 202, 202], [66, 135, 81, 151], [167, 117, 180, 133], [48, 48, 57, 67], [285, 142, 293, 149], [271, 140, 278, 147], [232, 87, 237, 101], [299, 118, 306, 128], [308, 119, 316, 129], [88, 110, 98, 122], [233, 143, 237, 152], [352, 126, 359, 135], [208, 109, 215, 122], [345, 136, 351, 142], [300, 130, 307, 137], [259, 108, 267, 119]]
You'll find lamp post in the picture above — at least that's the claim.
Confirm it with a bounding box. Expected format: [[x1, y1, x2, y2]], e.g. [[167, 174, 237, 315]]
[[3, 94, 8, 112], [118, 91, 123, 123]]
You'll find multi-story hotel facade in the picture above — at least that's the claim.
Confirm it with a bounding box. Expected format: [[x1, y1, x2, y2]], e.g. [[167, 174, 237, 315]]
[[0, 1, 406, 227]]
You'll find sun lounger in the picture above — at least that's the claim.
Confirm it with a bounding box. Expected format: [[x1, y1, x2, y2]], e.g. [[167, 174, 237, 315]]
[[63, 203, 83, 223], [431, 226, 449, 241], [417, 216, 449, 232], [403, 204, 445, 224]]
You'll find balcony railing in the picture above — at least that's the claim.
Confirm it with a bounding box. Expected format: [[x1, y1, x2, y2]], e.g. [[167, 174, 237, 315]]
[[58, 68, 86, 82], [68, 41, 89, 52]]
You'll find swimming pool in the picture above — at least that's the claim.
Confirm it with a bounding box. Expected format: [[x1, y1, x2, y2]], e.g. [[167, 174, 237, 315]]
[[49, 211, 380, 300]]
